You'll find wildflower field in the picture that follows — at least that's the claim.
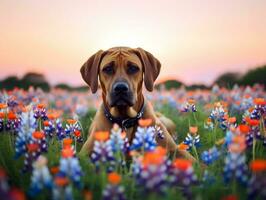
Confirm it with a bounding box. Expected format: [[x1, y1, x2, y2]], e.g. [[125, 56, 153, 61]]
[[0, 85, 265, 200]]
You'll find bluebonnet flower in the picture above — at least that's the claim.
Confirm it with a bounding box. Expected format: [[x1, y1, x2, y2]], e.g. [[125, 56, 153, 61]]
[[248, 159, 266, 199], [181, 99, 197, 112], [169, 158, 197, 198], [29, 156, 52, 196], [52, 173, 73, 200], [32, 131, 48, 153], [90, 131, 116, 172], [109, 124, 129, 153], [5, 112, 21, 132], [102, 172, 126, 200], [252, 98, 266, 119], [204, 118, 214, 131], [15, 109, 37, 158], [24, 142, 42, 172], [65, 119, 83, 143], [223, 135, 249, 185], [209, 102, 228, 131], [132, 147, 169, 195], [130, 119, 160, 152], [33, 103, 47, 120], [201, 146, 220, 165], [183, 126, 200, 150], [43, 120, 56, 138], [56, 119, 66, 140], [59, 142, 83, 188]]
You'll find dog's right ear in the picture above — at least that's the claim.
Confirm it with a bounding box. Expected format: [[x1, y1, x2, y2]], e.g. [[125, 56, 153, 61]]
[[80, 50, 105, 93]]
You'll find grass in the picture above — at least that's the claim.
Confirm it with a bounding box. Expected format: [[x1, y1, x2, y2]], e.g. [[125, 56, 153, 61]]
[[0, 102, 265, 200]]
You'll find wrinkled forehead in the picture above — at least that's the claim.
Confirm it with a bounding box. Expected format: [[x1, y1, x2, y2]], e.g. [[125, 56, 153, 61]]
[[100, 50, 142, 69]]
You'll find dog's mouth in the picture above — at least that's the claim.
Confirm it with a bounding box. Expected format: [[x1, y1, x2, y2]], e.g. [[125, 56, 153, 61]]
[[109, 92, 134, 107]]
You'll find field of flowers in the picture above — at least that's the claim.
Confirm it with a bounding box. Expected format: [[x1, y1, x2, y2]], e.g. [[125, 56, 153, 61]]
[[0, 85, 265, 200]]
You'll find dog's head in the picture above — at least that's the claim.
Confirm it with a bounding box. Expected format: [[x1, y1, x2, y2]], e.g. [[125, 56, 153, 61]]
[[80, 47, 161, 108]]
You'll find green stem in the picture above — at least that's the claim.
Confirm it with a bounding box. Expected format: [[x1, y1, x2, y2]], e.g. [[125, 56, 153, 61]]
[[213, 121, 218, 143], [192, 144, 199, 163], [192, 112, 198, 125], [252, 135, 256, 161]]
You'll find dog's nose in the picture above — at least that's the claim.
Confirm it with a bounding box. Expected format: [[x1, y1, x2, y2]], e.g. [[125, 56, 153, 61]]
[[113, 82, 129, 93]]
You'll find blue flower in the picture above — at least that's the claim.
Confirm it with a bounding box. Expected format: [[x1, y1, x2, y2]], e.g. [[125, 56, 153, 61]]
[[59, 147, 83, 188], [130, 126, 157, 152], [183, 133, 200, 150], [29, 156, 52, 196], [201, 146, 220, 165]]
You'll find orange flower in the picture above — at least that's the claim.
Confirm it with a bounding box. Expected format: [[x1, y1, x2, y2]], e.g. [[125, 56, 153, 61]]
[[228, 117, 236, 124], [32, 131, 45, 140], [172, 159, 192, 171], [138, 118, 152, 127], [0, 112, 5, 119], [66, 119, 77, 124], [121, 131, 126, 139], [62, 147, 74, 158], [74, 130, 81, 137], [0, 103, 7, 109], [43, 120, 50, 126], [188, 99, 195, 104], [253, 98, 266, 105], [7, 112, 17, 120], [37, 103, 46, 109], [94, 131, 109, 141], [246, 118, 260, 126], [229, 135, 246, 153], [54, 176, 69, 187], [238, 124, 250, 134], [27, 143, 39, 152], [108, 172, 121, 185], [250, 160, 266, 172], [189, 126, 198, 135], [177, 143, 189, 151], [142, 148, 165, 167], [50, 166, 59, 175], [47, 110, 61, 120], [63, 138, 73, 148]]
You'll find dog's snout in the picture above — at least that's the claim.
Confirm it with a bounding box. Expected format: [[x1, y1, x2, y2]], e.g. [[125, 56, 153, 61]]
[[113, 82, 129, 93]]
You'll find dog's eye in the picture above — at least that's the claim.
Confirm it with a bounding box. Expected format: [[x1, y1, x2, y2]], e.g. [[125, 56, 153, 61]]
[[127, 63, 139, 74], [102, 64, 114, 75]]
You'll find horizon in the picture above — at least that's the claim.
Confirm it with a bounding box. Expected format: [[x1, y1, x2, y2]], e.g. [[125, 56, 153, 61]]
[[1, 0, 266, 86]]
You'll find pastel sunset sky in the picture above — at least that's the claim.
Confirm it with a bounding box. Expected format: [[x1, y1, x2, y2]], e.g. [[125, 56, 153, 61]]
[[1, 0, 266, 86]]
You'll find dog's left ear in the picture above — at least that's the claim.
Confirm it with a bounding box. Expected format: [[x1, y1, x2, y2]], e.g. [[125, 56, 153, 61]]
[[134, 48, 161, 91], [80, 50, 105, 93]]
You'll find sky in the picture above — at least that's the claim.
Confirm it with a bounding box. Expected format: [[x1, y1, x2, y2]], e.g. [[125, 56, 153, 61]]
[[0, 0, 266, 86]]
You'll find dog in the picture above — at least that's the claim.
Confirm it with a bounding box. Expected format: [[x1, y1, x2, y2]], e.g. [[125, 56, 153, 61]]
[[79, 47, 195, 161]]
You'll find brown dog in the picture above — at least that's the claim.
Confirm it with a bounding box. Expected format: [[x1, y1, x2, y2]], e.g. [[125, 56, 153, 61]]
[[79, 47, 194, 161]]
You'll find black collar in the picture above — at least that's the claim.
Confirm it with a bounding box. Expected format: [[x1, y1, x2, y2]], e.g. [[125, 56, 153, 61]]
[[104, 101, 145, 130]]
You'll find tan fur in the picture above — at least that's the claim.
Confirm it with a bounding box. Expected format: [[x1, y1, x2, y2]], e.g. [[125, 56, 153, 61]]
[[79, 47, 195, 162]]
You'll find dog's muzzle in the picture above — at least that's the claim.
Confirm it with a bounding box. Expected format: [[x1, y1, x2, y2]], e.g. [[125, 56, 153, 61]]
[[110, 81, 134, 107]]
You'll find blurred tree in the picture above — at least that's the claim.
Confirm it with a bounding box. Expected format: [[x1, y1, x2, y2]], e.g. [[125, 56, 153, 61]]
[[54, 83, 73, 91], [239, 65, 266, 86], [214, 72, 241, 88], [0, 76, 21, 90], [155, 79, 183, 90], [20, 72, 50, 91], [186, 84, 210, 90]]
